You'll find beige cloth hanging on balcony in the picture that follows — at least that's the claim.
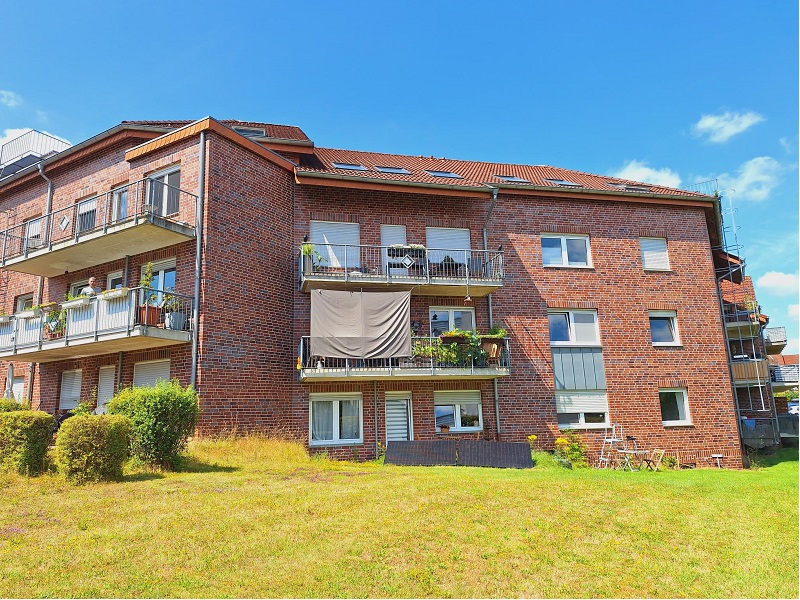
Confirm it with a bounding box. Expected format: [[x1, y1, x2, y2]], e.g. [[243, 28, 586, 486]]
[[310, 290, 411, 359]]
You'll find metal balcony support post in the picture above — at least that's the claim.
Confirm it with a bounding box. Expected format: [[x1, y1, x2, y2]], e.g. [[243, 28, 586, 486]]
[[1, 230, 6, 264], [103, 191, 110, 233], [93, 300, 100, 341]]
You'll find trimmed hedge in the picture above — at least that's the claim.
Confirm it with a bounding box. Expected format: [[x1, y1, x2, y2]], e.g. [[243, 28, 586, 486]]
[[0, 410, 54, 475], [55, 415, 132, 484], [108, 380, 199, 469], [0, 398, 25, 413]]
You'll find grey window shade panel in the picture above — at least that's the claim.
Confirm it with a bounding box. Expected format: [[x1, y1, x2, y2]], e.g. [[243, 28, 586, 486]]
[[97, 366, 116, 409], [310, 220, 360, 269], [434, 390, 481, 404], [426, 227, 470, 265], [640, 238, 670, 270], [133, 360, 170, 387], [60, 370, 82, 409], [310, 290, 411, 359], [386, 399, 411, 441], [552, 347, 606, 390]]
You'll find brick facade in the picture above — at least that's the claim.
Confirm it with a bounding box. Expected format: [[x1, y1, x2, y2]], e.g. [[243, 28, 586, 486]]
[[0, 118, 759, 468]]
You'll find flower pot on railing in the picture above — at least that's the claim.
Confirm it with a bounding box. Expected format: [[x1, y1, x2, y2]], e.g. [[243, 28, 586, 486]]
[[16, 308, 41, 319], [0, 315, 10, 324], [100, 287, 130, 301], [60, 296, 91, 310]]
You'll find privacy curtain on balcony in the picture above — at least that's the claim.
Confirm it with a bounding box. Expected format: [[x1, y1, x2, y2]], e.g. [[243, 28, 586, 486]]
[[310, 290, 411, 359]]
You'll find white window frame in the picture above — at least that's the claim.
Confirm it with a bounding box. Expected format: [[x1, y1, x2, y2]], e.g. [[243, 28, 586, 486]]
[[309, 392, 363, 446], [59, 369, 82, 410], [640, 237, 670, 271], [107, 270, 124, 290], [111, 183, 130, 223], [548, 310, 601, 347], [15, 293, 34, 313], [429, 306, 476, 336], [69, 279, 90, 297], [434, 390, 483, 433], [649, 310, 681, 347], [146, 166, 181, 217], [659, 388, 691, 427], [541, 234, 592, 268], [555, 391, 610, 430]]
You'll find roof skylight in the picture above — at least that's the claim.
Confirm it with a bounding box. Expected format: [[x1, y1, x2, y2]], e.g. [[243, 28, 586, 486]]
[[424, 169, 462, 179], [332, 162, 369, 171], [232, 126, 267, 138], [544, 178, 582, 188], [495, 175, 530, 183], [606, 182, 652, 193], [375, 166, 411, 174]]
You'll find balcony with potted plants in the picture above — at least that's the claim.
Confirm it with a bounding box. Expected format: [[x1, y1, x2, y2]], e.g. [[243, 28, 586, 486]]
[[0, 286, 193, 363], [297, 327, 511, 381], [298, 242, 505, 297], [0, 178, 197, 277]]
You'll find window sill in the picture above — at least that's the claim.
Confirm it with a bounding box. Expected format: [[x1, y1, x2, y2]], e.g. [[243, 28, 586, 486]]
[[309, 440, 363, 447], [558, 423, 609, 430], [652, 343, 683, 348], [662, 421, 693, 428], [437, 429, 482, 434], [542, 265, 594, 270], [551, 342, 602, 348], [643, 268, 673, 273]]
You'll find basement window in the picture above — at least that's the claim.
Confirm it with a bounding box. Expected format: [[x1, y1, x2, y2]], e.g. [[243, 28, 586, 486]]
[[495, 175, 530, 183], [424, 170, 462, 179], [375, 166, 411, 174], [332, 162, 369, 171]]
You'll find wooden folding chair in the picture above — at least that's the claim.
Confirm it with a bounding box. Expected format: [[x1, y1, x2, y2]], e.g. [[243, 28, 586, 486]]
[[641, 449, 665, 471]]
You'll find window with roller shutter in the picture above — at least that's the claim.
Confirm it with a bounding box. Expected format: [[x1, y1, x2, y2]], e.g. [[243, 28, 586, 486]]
[[59, 369, 82, 410], [309, 220, 360, 269], [640, 237, 670, 271], [133, 359, 170, 387]]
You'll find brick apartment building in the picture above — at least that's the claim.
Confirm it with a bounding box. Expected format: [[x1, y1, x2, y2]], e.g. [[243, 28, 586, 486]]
[[0, 117, 771, 467]]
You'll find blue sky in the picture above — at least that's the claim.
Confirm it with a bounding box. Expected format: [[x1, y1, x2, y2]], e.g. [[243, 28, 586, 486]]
[[1, 1, 797, 351]]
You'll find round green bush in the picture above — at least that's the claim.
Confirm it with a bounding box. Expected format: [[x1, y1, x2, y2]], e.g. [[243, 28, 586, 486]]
[[0, 410, 54, 475], [55, 414, 132, 484], [0, 398, 25, 413], [107, 380, 199, 469]]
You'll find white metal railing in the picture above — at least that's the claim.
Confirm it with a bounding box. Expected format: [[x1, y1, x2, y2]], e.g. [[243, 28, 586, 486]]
[[299, 243, 504, 286], [0, 178, 197, 264], [0, 130, 70, 175], [0, 287, 193, 354], [771, 364, 799, 385], [298, 335, 510, 377]]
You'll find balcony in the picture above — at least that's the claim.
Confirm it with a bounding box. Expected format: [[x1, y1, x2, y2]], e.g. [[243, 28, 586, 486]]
[[299, 244, 504, 297], [723, 308, 762, 339], [777, 414, 798, 439], [731, 358, 770, 386], [298, 336, 511, 381], [0, 178, 196, 277], [764, 327, 788, 353], [0, 287, 192, 363], [770, 365, 799, 392]]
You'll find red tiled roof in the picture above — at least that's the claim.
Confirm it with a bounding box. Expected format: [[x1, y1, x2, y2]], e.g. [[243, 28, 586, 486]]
[[122, 120, 310, 142], [769, 354, 799, 366], [297, 147, 710, 197]]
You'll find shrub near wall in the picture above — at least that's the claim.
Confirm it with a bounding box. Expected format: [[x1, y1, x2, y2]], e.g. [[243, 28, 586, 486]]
[[108, 380, 199, 469], [55, 415, 132, 484], [0, 398, 24, 412], [0, 411, 54, 475]]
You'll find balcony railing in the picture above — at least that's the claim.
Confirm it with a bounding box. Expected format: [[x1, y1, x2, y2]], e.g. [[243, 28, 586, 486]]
[[299, 243, 504, 295], [0, 287, 193, 360], [298, 335, 511, 380], [731, 359, 770, 384], [771, 365, 799, 386], [777, 414, 799, 438]]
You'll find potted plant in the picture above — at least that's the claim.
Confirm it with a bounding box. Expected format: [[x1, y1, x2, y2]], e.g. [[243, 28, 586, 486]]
[[44, 308, 66, 340], [138, 262, 161, 326], [301, 242, 327, 274], [387, 243, 408, 258], [408, 243, 426, 260], [439, 424, 451, 433], [100, 286, 130, 301], [60, 293, 90, 310], [162, 288, 186, 330], [440, 328, 470, 345], [480, 324, 508, 360]]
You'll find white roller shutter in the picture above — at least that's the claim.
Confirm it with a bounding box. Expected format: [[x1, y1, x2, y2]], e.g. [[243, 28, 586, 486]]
[[309, 221, 360, 269], [555, 391, 608, 413], [11, 377, 24, 403], [96, 366, 116, 413], [59, 370, 82, 410], [133, 359, 170, 387], [425, 227, 471, 265], [640, 238, 670, 270], [386, 392, 412, 441], [434, 390, 481, 404]]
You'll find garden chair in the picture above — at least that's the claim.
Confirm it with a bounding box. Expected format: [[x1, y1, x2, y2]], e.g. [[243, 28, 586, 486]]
[[641, 448, 665, 471]]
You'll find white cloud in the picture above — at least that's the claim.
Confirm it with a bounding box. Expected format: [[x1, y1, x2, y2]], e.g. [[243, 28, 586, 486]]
[[0, 90, 23, 108], [789, 304, 799, 319], [779, 137, 793, 154], [756, 271, 799, 297], [717, 156, 782, 202], [610, 160, 682, 189], [692, 110, 764, 143]]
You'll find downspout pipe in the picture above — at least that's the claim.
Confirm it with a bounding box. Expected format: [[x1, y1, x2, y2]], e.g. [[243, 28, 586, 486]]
[[190, 132, 207, 388], [483, 187, 502, 437], [27, 164, 54, 403]]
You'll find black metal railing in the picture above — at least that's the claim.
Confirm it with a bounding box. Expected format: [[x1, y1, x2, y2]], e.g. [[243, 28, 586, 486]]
[[298, 335, 510, 377]]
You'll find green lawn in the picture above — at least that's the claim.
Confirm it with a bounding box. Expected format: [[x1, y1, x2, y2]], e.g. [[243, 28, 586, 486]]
[[1, 437, 797, 598]]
